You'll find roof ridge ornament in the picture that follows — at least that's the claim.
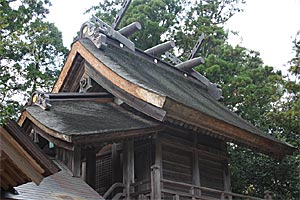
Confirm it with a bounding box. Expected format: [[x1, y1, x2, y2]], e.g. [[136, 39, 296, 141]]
[[164, 33, 223, 100], [28, 91, 51, 110], [79, 0, 140, 51], [145, 41, 175, 57], [188, 33, 205, 60]]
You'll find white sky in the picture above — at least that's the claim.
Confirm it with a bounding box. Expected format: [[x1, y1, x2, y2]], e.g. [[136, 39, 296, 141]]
[[47, 0, 300, 73]]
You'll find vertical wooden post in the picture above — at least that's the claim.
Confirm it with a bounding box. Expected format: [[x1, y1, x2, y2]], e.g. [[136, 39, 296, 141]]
[[151, 137, 162, 200], [223, 161, 232, 200], [190, 187, 196, 200], [192, 134, 201, 196], [173, 194, 180, 200], [86, 147, 96, 189], [151, 165, 161, 200], [72, 146, 81, 177], [112, 143, 121, 183], [123, 140, 134, 200]]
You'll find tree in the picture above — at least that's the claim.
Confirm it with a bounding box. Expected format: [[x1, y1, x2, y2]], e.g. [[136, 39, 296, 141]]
[[0, 0, 68, 124], [86, 0, 183, 50], [175, 0, 245, 59], [226, 33, 300, 199]]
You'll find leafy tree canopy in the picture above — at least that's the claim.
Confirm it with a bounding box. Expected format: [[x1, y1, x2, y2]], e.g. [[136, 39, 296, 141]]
[[0, 0, 68, 124]]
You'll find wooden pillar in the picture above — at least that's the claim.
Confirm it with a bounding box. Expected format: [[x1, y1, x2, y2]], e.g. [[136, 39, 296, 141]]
[[86, 147, 96, 189], [151, 137, 162, 200], [192, 134, 201, 196], [72, 146, 81, 177], [123, 140, 134, 200], [223, 161, 232, 200], [151, 165, 161, 200], [112, 143, 121, 183]]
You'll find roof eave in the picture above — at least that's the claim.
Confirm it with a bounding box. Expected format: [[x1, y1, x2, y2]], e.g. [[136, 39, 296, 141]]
[[163, 97, 296, 158]]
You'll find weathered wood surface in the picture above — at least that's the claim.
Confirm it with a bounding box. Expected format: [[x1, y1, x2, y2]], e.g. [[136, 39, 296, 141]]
[[151, 165, 161, 200], [4, 120, 59, 175], [164, 99, 294, 157], [86, 148, 96, 189], [123, 140, 135, 200], [21, 99, 163, 146], [0, 127, 44, 187], [53, 40, 166, 108], [85, 62, 167, 121], [161, 179, 264, 200], [30, 123, 74, 151], [0, 121, 59, 190], [72, 146, 81, 177]]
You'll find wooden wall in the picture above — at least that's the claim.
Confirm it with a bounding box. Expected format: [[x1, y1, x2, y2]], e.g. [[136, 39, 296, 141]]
[[159, 128, 229, 199]]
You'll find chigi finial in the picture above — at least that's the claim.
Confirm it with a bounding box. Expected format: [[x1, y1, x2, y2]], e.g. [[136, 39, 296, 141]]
[[78, 0, 222, 100], [79, 0, 139, 51]]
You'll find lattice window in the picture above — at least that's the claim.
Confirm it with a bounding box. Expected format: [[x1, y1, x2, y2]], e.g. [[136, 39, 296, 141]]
[[95, 153, 112, 195]]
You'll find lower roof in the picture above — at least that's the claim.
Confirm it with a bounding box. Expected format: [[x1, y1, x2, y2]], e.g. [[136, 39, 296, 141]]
[[1, 160, 104, 200], [21, 99, 161, 143]]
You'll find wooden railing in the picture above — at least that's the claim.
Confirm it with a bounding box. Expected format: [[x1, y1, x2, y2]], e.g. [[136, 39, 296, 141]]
[[161, 179, 265, 200], [102, 182, 124, 199], [148, 165, 271, 200]]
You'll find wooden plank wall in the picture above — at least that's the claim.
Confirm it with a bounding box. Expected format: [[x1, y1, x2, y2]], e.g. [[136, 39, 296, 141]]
[[134, 140, 152, 192], [160, 128, 229, 199]]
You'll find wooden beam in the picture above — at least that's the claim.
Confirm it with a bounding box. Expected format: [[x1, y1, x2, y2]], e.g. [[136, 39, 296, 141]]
[[0, 129, 44, 185], [86, 148, 96, 189], [4, 120, 59, 176], [72, 126, 164, 145], [2, 160, 26, 184], [52, 43, 79, 93], [22, 112, 72, 143], [0, 127, 44, 174], [85, 63, 166, 121], [31, 124, 74, 151], [1, 168, 18, 186]]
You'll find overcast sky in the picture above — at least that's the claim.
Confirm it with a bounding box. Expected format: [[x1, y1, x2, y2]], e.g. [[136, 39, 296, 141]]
[[47, 0, 300, 73]]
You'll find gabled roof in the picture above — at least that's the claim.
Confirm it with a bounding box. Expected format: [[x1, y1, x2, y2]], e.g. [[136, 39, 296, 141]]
[[0, 120, 59, 191], [50, 38, 294, 157]]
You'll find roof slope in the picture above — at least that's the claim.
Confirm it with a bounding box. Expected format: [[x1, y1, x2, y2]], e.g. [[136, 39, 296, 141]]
[[2, 160, 104, 200], [21, 99, 161, 143], [0, 120, 59, 191], [81, 39, 261, 135]]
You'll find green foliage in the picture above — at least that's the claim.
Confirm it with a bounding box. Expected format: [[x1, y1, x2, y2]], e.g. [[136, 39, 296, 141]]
[[227, 33, 300, 199], [86, 0, 183, 50], [175, 0, 245, 58], [0, 0, 68, 124], [197, 45, 284, 128]]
